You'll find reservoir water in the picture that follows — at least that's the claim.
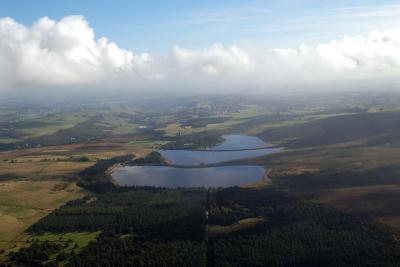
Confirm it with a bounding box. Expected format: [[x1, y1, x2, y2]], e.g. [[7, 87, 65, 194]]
[[113, 165, 265, 188], [160, 135, 280, 166], [112, 134, 280, 188]]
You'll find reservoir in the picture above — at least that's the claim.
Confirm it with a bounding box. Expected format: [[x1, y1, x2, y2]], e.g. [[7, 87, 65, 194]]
[[160, 134, 280, 166], [113, 165, 265, 188], [112, 134, 279, 188]]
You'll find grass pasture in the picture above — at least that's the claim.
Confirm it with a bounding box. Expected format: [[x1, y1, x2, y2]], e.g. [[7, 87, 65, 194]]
[[2, 231, 102, 265], [0, 137, 18, 144], [17, 113, 87, 139], [31, 231, 101, 252], [158, 105, 272, 136], [0, 181, 84, 254]]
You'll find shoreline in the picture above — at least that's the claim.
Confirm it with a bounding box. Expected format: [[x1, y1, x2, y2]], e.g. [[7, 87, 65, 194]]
[[109, 137, 280, 188], [160, 145, 281, 152], [241, 168, 272, 189]]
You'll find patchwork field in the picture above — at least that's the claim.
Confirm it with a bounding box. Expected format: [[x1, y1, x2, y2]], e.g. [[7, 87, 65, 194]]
[[0, 142, 153, 180], [0, 140, 153, 258]]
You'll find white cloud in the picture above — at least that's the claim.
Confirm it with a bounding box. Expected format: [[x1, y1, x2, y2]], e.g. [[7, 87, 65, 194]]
[[316, 29, 400, 71], [170, 44, 252, 76], [1, 15, 400, 92], [0, 15, 152, 89]]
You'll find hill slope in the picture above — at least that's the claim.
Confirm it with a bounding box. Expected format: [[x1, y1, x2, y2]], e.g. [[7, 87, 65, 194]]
[[260, 111, 400, 148]]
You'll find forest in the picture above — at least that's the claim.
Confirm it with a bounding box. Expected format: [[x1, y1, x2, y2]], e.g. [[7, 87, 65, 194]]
[[161, 131, 224, 150], [77, 154, 134, 193], [6, 186, 400, 266], [208, 187, 400, 267], [132, 151, 169, 165]]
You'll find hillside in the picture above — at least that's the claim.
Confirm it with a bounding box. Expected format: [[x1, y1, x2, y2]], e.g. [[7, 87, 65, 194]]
[[260, 111, 400, 148]]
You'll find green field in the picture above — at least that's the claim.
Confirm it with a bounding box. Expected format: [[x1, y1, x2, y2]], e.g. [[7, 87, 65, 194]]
[[128, 140, 170, 146], [31, 231, 101, 251]]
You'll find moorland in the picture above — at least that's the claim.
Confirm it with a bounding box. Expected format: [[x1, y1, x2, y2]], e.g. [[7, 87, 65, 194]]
[[1, 92, 400, 265]]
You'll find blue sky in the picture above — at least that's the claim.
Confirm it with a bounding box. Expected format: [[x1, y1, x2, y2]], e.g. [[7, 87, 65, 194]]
[[2, 0, 400, 54]]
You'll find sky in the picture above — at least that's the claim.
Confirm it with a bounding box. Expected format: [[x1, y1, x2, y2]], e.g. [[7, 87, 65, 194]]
[[3, 0, 400, 54], [1, 0, 400, 94]]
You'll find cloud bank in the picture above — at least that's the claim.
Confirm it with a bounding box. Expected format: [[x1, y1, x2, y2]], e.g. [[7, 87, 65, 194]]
[[1, 15, 400, 92]]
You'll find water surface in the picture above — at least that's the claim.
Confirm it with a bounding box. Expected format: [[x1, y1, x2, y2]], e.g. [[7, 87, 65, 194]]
[[161, 134, 279, 166], [113, 165, 265, 188], [112, 134, 279, 188], [160, 148, 279, 166], [211, 134, 268, 150]]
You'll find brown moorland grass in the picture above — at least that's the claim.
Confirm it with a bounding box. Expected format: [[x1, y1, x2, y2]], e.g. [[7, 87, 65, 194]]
[[316, 184, 400, 210], [263, 144, 400, 230], [0, 141, 151, 160], [235, 139, 400, 231], [315, 184, 400, 230], [0, 161, 93, 180], [376, 215, 400, 232], [266, 143, 400, 179]]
